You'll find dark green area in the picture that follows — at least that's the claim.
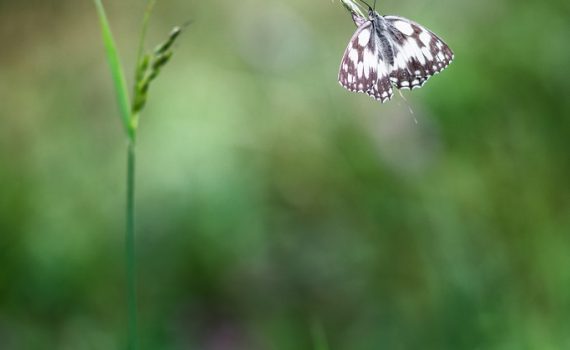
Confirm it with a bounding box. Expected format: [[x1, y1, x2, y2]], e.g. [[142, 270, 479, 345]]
[[1, 0, 569, 348]]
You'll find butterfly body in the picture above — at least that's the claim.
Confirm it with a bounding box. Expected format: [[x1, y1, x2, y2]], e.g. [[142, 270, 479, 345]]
[[339, 8, 454, 103]]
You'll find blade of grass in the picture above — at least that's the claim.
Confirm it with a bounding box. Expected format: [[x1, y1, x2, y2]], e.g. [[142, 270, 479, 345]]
[[93, 0, 134, 141]]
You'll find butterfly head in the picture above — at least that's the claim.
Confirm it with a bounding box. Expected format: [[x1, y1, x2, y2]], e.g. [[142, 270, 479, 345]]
[[368, 9, 380, 18]]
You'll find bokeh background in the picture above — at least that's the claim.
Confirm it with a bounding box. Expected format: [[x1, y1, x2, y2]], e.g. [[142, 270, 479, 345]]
[[1, 0, 570, 349]]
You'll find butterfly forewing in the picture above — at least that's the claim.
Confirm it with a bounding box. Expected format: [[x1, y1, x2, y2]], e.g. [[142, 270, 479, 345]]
[[384, 16, 454, 90], [338, 22, 379, 94]]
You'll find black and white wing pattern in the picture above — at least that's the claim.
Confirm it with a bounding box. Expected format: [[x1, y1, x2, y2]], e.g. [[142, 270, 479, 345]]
[[338, 21, 394, 102], [338, 9, 453, 103], [338, 22, 377, 93], [384, 16, 454, 90]]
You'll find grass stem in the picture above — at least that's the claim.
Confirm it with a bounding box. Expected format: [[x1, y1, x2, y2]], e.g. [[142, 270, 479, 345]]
[[126, 140, 137, 350], [94, 1, 181, 347]]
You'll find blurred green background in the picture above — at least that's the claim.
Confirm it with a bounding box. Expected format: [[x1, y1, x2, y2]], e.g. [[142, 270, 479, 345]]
[[1, 0, 570, 349]]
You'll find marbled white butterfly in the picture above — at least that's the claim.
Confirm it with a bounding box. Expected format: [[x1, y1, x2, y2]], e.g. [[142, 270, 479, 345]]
[[338, 0, 454, 103]]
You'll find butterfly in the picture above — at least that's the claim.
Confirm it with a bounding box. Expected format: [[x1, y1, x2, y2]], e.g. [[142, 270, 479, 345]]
[[338, 0, 454, 103]]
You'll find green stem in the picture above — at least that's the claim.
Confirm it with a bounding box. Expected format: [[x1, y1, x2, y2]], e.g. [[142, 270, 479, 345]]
[[126, 3, 155, 348], [126, 140, 137, 350]]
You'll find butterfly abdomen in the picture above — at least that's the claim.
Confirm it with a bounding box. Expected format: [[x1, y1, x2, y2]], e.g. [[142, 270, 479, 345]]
[[372, 16, 396, 68]]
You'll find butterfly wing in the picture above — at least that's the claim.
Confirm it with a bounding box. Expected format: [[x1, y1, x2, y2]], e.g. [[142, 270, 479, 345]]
[[338, 21, 378, 94], [338, 21, 394, 102], [366, 64, 394, 102], [384, 16, 454, 90]]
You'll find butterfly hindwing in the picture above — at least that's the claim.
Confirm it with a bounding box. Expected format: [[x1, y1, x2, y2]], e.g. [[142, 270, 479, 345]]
[[366, 59, 393, 103], [384, 16, 454, 90], [338, 22, 379, 94]]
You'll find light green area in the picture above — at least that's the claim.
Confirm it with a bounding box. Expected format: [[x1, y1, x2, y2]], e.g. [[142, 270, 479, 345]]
[[1, 0, 569, 349], [93, 0, 132, 140]]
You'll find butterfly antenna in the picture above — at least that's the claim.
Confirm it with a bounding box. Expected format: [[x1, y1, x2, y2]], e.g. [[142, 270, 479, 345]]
[[357, 0, 373, 11], [373, 0, 377, 10]]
